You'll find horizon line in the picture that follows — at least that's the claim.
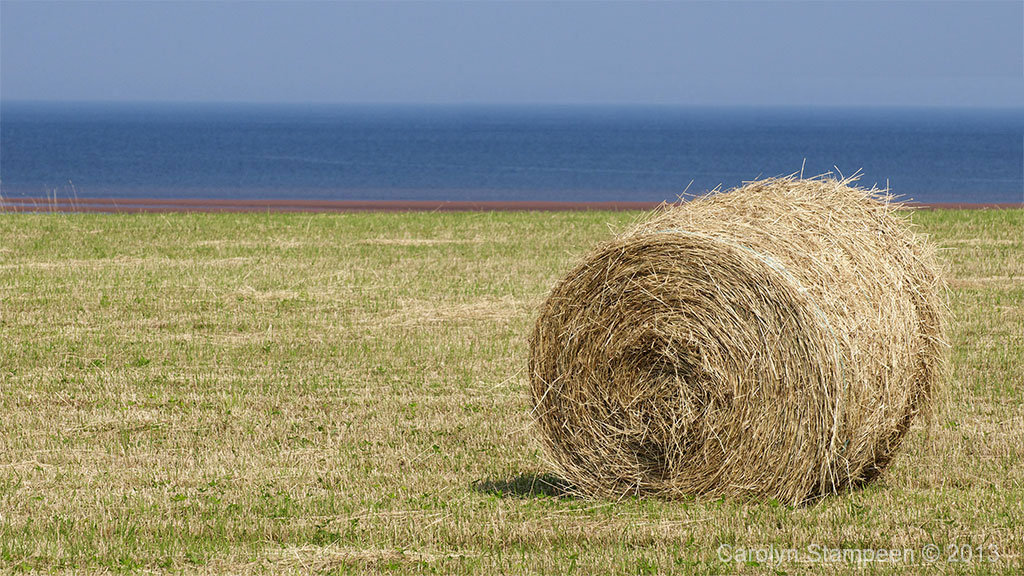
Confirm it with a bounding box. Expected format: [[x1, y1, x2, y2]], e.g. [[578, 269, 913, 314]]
[[3, 99, 1023, 111]]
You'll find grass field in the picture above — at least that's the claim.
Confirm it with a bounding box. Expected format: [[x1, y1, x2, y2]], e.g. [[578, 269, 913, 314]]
[[1, 208, 1021, 574]]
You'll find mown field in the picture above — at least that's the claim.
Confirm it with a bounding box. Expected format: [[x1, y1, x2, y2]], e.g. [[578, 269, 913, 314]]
[[1, 208, 1021, 574]]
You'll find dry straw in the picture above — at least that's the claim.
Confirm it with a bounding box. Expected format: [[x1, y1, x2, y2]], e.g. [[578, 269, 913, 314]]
[[529, 176, 946, 504]]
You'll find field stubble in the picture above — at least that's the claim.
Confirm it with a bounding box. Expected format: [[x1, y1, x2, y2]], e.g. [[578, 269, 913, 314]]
[[0, 209, 1021, 574]]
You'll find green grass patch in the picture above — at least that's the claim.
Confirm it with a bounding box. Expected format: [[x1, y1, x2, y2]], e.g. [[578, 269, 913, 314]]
[[1, 209, 1021, 574]]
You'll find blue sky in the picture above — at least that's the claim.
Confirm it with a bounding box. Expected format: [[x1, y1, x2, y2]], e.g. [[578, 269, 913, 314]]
[[1, 1, 1021, 106]]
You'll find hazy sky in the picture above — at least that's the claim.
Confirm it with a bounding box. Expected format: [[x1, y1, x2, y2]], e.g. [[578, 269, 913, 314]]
[[2, 1, 1022, 106]]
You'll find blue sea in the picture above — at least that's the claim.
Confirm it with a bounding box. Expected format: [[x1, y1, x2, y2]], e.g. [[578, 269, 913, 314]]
[[1, 102, 1022, 204]]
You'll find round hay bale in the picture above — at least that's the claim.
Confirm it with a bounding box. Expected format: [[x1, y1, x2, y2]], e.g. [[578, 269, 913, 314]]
[[529, 176, 946, 504]]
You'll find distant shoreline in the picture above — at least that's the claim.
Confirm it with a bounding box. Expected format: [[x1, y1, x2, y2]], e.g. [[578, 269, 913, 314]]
[[1, 196, 1020, 213]]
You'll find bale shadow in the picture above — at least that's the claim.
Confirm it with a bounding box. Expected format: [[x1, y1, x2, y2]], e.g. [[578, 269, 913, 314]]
[[472, 473, 574, 499]]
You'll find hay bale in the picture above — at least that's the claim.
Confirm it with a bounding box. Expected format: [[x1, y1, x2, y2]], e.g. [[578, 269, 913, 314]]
[[529, 176, 946, 504]]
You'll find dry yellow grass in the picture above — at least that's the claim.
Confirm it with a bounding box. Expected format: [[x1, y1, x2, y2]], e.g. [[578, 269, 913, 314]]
[[0, 208, 1020, 574]]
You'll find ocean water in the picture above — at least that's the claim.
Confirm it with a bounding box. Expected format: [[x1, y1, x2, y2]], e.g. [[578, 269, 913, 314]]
[[1, 102, 1022, 204]]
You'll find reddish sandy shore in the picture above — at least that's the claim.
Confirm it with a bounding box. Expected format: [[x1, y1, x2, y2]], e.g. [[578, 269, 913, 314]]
[[1, 196, 1020, 213]]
